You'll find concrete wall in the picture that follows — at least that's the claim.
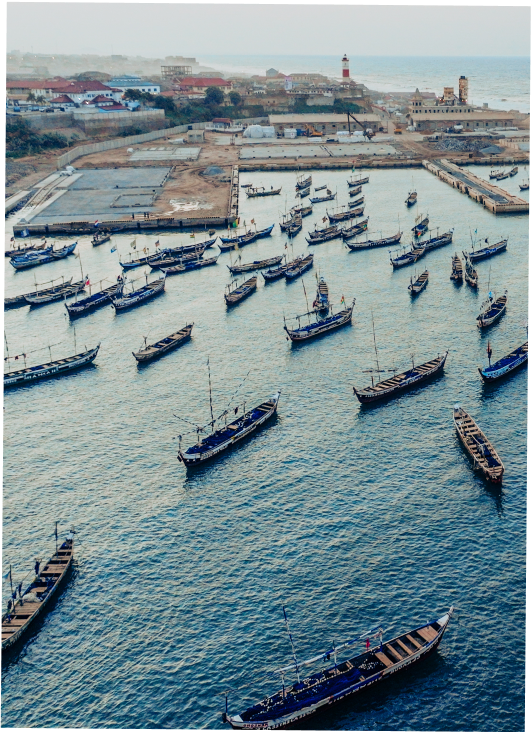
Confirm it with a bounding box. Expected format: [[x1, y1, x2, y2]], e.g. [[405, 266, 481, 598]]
[[73, 109, 166, 136]]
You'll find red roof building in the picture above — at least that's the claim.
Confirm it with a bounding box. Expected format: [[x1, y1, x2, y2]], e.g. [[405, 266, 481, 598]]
[[49, 94, 75, 106], [179, 77, 233, 93], [6, 78, 122, 103]]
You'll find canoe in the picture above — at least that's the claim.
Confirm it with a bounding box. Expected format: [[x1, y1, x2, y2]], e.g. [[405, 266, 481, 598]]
[[133, 324, 194, 363], [347, 176, 369, 186], [228, 255, 283, 275], [284, 300, 354, 342], [111, 277, 166, 311], [6, 277, 74, 308], [224, 606, 454, 730], [2, 529, 75, 650], [327, 207, 364, 223], [160, 256, 219, 275], [4, 344, 100, 388], [421, 231, 453, 252], [218, 232, 257, 252], [348, 198, 364, 208], [476, 291, 507, 328], [254, 224, 275, 239], [412, 217, 429, 237], [450, 254, 463, 281], [345, 232, 401, 251], [285, 255, 314, 280], [295, 175, 312, 191], [353, 351, 448, 403], [246, 187, 282, 197], [389, 246, 424, 268], [25, 279, 86, 305], [478, 341, 528, 382], [263, 258, 301, 281], [65, 282, 124, 317], [297, 187, 310, 199], [408, 270, 429, 295], [464, 239, 507, 262], [314, 184, 327, 192], [341, 219, 369, 240], [179, 392, 280, 467], [149, 248, 206, 270], [453, 405, 504, 483], [225, 276, 258, 305], [5, 243, 51, 258], [309, 193, 336, 204], [306, 225, 341, 244], [348, 186, 362, 197], [92, 233, 111, 246], [10, 242, 77, 270], [406, 191, 417, 206], [290, 204, 313, 217], [464, 256, 478, 287]]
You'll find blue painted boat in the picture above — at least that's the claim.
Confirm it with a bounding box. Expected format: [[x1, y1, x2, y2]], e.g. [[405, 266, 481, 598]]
[[412, 215, 429, 237], [479, 341, 527, 382], [10, 242, 77, 270], [285, 254, 313, 280], [4, 345, 100, 388], [160, 255, 219, 275], [65, 281, 124, 317], [464, 239, 507, 262], [476, 291, 507, 328], [224, 606, 454, 730], [111, 276, 166, 311], [284, 300, 354, 342], [254, 224, 275, 239]]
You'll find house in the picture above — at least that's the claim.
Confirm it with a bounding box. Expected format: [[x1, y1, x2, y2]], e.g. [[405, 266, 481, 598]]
[[108, 75, 161, 95], [178, 78, 233, 94], [211, 118, 233, 129], [6, 78, 122, 104], [49, 94, 75, 108]]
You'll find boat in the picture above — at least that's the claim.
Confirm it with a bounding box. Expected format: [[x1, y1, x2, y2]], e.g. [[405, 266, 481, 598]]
[[464, 256, 478, 287], [405, 191, 417, 206], [280, 214, 297, 231], [24, 279, 86, 305], [353, 351, 448, 403], [254, 224, 275, 239], [295, 175, 312, 191], [495, 171, 509, 181], [159, 255, 219, 275], [5, 276, 75, 309], [519, 180, 529, 191], [284, 299, 354, 342], [2, 526, 75, 650], [291, 204, 313, 217], [408, 270, 429, 295], [225, 276, 258, 305], [327, 207, 364, 224], [10, 242, 77, 270], [65, 280, 124, 317], [246, 186, 282, 198], [508, 166, 518, 177], [5, 242, 51, 258], [297, 187, 310, 199], [120, 250, 165, 270], [341, 219, 369, 240], [313, 277, 329, 313], [310, 190, 336, 204], [389, 245, 424, 268], [4, 344, 100, 388], [111, 276, 166, 311], [92, 232, 111, 246], [178, 392, 280, 468], [314, 184, 327, 192], [348, 186, 362, 197], [348, 198, 364, 209], [132, 324, 194, 363], [420, 230, 453, 252], [228, 255, 283, 275], [489, 169, 501, 179], [347, 175, 369, 186], [464, 238, 508, 262], [241, 183, 253, 188], [453, 406, 504, 483], [412, 215, 429, 237], [306, 225, 341, 244], [345, 232, 401, 251], [286, 221, 302, 237], [223, 605, 454, 730], [148, 248, 206, 270], [450, 254, 463, 281], [218, 232, 258, 252], [285, 255, 314, 280], [478, 341, 528, 382], [476, 291, 507, 328]]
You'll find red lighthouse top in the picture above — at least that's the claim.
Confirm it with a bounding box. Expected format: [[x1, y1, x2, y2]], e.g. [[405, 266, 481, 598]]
[[342, 54, 350, 79]]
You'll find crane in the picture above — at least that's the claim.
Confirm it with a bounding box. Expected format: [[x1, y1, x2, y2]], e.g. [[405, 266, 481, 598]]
[[346, 111, 375, 139]]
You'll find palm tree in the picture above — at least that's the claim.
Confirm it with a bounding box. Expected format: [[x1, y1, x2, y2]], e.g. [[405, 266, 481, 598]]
[[26, 91, 36, 102], [35, 95, 47, 105]]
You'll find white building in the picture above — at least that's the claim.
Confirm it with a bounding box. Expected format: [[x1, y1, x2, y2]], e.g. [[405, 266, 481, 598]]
[[108, 75, 161, 95]]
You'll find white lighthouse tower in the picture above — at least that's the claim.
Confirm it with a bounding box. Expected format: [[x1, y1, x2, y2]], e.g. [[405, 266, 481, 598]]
[[342, 54, 350, 83]]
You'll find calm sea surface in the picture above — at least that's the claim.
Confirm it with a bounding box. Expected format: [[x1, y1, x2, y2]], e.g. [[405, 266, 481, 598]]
[[2, 164, 527, 730], [200, 55, 530, 113]]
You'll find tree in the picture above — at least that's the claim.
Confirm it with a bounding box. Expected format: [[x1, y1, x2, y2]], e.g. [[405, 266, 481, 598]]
[[35, 95, 47, 104], [228, 91, 242, 107], [123, 88, 143, 101], [26, 91, 36, 102], [205, 86, 224, 106], [152, 95, 176, 115]]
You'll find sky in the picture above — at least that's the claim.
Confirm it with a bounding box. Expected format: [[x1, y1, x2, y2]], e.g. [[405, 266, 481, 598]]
[[6, 3, 531, 58]]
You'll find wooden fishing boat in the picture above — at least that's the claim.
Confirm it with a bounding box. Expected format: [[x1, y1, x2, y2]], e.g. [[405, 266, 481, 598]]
[[254, 224, 275, 239], [295, 175, 312, 191], [111, 276, 166, 311], [476, 291, 507, 328], [354, 351, 448, 403], [6, 277, 74, 309], [10, 242, 77, 270], [178, 392, 280, 468], [508, 166, 518, 177], [406, 191, 417, 206], [478, 341, 528, 382], [149, 248, 206, 269], [51, 242, 78, 259], [223, 606, 454, 730], [327, 207, 364, 223], [218, 232, 257, 252], [313, 277, 329, 313], [297, 187, 310, 199], [408, 270, 429, 295], [495, 171, 509, 181], [291, 204, 313, 217], [314, 184, 327, 192], [24, 279, 86, 305], [2, 527, 75, 650], [306, 226, 341, 244], [132, 324, 194, 363], [5, 242, 51, 258], [464, 256, 478, 287], [280, 214, 297, 231], [489, 169, 501, 179], [450, 254, 463, 281], [228, 255, 283, 275], [241, 183, 253, 188], [389, 245, 424, 268], [464, 239, 507, 262], [285, 299, 354, 342], [421, 230, 453, 252], [65, 281, 124, 317], [159, 255, 219, 276], [285, 254, 314, 280], [309, 191, 336, 204], [347, 175, 369, 186], [263, 257, 298, 282], [121, 250, 164, 270], [453, 406, 504, 483], [412, 216, 429, 237], [4, 344, 100, 388], [348, 197, 364, 209], [286, 221, 302, 237], [246, 186, 282, 198], [519, 180, 529, 191], [341, 219, 369, 240], [225, 276, 258, 305], [345, 232, 401, 251], [92, 233, 111, 246], [348, 186, 362, 197]]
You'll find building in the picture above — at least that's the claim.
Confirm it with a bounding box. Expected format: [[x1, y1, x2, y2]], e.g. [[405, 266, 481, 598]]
[[342, 54, 349, 83], [269, 113, 381, 134], [289, 73, 329, 86], [409, 109, 526, 132], [108, 75, 161, 94], [6, 78, 122, 104], [161, 65, 192, 80], [266, 68, 279, 77], [178, 78, 233, 93], [459, 76, 469, 104], [49, 94, 76, 108]]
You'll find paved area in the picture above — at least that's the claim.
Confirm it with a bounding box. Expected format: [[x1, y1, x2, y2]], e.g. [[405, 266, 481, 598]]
[[129, 147, 201, 161], [435, 161, 510, 203], [330, 143, 397, 157], [70, 167, 171, 190], [240, 144, 331, 159]]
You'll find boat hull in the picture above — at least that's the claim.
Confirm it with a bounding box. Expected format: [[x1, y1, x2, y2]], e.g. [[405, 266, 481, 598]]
[[133, 325, 193, 363], [346, 233, 401, 251], [4, 345, 100, 388], [466, 240, 507, 262], [354, 352, 447, 404], [454, 407, 504, 483], [478, 343, 528, 382], [112, 280, 165, 311], [285, 305, 354, 342]]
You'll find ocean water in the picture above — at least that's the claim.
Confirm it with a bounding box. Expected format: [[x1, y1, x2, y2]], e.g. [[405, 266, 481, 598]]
[[200, 55, 530, 113], [2, 164, 527, 730]]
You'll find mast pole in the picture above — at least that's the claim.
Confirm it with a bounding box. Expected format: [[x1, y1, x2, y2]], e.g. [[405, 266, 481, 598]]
[[371, 312, 381, 373], [282, 605, 301, 684], [54, 521, 58, 556], [207, 357, 214, 433]]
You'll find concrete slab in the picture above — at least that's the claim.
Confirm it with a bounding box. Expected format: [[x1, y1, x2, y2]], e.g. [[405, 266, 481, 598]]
[[70, 168, 171, 190], [330, 143, 398, 157], [239, 144, 331, 160], [30, 187, 162, 223], [129, 148, 200, 161]]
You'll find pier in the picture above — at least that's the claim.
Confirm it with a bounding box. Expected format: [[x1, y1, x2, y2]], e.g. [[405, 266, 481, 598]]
[[422, 159, 529, 214]]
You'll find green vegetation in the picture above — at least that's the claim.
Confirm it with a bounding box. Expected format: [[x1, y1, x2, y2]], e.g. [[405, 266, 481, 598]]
[[228, 91, 242, 107], [205, 87, 224, 106], [291, 96, 363, 115], [6, 117, 69, 158]]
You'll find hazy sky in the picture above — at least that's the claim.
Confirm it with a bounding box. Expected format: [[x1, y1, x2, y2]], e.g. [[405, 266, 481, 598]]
[[7, 4, 530, 58]]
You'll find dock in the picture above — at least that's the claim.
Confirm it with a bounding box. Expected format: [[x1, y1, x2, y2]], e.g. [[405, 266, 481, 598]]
[[423, 159, 529, 214]]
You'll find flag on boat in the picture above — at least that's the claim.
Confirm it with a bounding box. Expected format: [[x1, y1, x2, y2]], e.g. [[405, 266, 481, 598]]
[[85, 277, 90, 286], [190, 232, 195, 238], [155, 240, 160, 246], [130, 239, 136, 248], [487, 341, 492, 359], [94, 220, 99, 226], [3, 569, 11, 581], [21, 229, 30, 237], [10, 237, 14, 242], [322, 217, 326, 222], [110, 245, 117, 253], [341, 295, 346, 305], [251, 219, 255, 224], [285, 243, 288, 249]]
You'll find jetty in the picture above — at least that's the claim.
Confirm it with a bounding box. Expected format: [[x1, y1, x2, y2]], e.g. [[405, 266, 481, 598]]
[[423, 159, 529, 214]]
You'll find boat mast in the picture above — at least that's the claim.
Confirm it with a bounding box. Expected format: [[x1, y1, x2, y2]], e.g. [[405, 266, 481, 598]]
[[282, 605, 301, 683], [207, 357, 215, 433], [54, 521, 58, 556], [371, 313, 381, 385]]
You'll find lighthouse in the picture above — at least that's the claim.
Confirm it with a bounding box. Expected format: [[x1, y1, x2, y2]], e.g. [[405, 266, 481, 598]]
[[342, 54, 350, 83]]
